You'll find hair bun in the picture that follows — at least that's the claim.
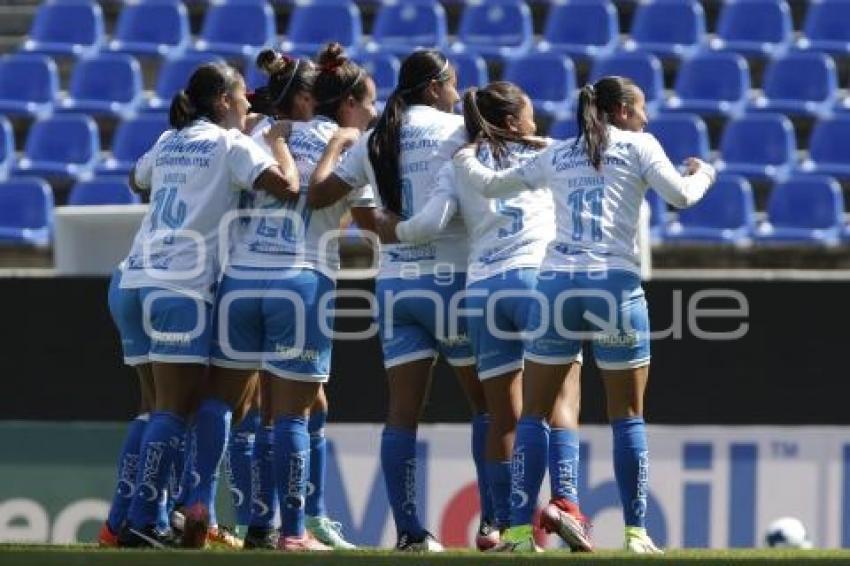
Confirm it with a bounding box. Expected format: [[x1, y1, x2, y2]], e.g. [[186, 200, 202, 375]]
[[256, 48, 292, 76], [317, 42, 347, 73]]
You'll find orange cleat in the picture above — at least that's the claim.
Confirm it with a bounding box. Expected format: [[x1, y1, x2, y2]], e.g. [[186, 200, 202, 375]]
[[97, 522, 119, 547]]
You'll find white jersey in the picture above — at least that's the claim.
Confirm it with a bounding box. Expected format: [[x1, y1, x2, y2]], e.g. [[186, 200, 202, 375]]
[[454, 125, 715, 274], [120, 119, 276, 302], [335, 104, 469, 279], [454, 141, 555, 284], [227, 116, 374, 276]]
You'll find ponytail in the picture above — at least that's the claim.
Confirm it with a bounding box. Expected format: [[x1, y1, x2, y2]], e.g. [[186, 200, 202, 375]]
[[576, 84, 607, 171], [168, 63, 242, 130], [169, 89, 197, 130]]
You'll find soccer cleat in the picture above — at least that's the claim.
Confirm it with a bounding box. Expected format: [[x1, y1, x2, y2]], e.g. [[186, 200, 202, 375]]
[[169, 508, 185, 535], [277, 532, 332, 551], [180, 502, 210, 549], [97, 522, 119, 547], [539, 498, 593, 552], [624, 526, 663, 554], [489, 524, 542, 553], [474, 520, 500, 551], [243, 526, 280, 550], [208, 525, 243, 549], [117, 524, 178, 549], [395, 530, 444, 552], [306, 515, 356, 550]]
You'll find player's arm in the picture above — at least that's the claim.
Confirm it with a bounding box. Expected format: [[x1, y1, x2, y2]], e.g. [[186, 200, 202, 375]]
[[253, 123, 299, 201], [395, 162, 458, 243], [452, 144, 548, 199], [639, 134, 715, 209], [127, 166, 147, 195], [308, 127, 361, 209]]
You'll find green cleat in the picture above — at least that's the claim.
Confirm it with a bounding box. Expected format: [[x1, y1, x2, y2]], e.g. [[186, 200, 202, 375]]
[[306, 515, 356, 550], [489, 524, 542, 553], [624, 526, 663, 554]]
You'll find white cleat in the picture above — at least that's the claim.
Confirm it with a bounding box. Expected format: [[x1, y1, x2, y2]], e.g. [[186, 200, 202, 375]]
[[395, 531, 444, 552], [624, 526, 663, 554]]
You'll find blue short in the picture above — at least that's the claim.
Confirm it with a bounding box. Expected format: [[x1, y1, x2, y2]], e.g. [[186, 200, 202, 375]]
[[527, 270, 651, 370], [210, 268, 333, 382], [108, 269, 212, 366], [466, 268, 540, 380], [377, 273, 475, 368]]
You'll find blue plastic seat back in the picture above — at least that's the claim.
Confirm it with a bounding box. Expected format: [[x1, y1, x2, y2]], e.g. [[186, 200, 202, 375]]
[[287, 0, 362, 51], [0, 178, 53, 230], [716, 0, 792, 46], [503, 53, 575, 105], [372, 0, 447, 50], [449, 53, 488, 90], [646, 189, 666, 228], [200, 1, 276, 49], [156, 53, 226, 101], [28, 0, 104, 49], [762, 52, 837, 103], [677, 174, 754, 229], [0, 54, 58, 103], [458, 0, 533, 50], [25, 115, 99, 165], [69, 178, 139, 205], [802, 0, 850, 45], [630, 0, 705, 48], [809, 117, 850, 165], [590, 52, 664, 109], [542, 0, 618, 50], [358, 53, 400, 100], [113, 115, 169, 164], [69, 53, 142, 104], [549, 118, 578, 140], [674, 52, 750, 103], [767, 175, 843, 229], [114, 0, 189, 48], [0, 117, 12, 171], [720, 114, 796, 167], [648, 113, 710, 164]]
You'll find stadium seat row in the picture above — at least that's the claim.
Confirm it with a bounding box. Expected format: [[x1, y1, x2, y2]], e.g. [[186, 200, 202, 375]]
[[19, 0, 850, 64]]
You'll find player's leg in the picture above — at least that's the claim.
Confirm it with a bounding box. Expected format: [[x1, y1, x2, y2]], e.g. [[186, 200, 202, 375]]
[[244, 373, 278, 549], [224, 383, 260, 543]]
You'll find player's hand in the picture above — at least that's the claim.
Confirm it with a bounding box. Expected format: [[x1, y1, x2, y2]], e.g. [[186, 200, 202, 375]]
[[684, 157, 717, 184], [330, 127, 361, 150], [376, 209, 401, 244], [263, 120, 292, 145]]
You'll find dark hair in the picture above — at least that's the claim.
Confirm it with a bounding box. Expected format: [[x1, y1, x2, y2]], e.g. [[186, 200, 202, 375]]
[[575, 76, 639, 170], [462, 81, 545, 167], [312, 42, 369, 121], [367, 50, 451, 216], [169, 63, 242, 129], [250, 49, 316, 118]]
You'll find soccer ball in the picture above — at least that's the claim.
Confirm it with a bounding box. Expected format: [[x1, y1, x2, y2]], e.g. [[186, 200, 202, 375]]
[[764, 517, 813, 549]]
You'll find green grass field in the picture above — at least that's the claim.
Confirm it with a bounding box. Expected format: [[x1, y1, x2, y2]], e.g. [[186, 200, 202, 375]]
[[3, 546, 850, 565]]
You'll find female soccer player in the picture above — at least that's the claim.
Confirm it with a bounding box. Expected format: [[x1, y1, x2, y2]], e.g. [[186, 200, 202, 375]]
[[208, 42, 376, 551], [309, 50, 492, 552], [453, 76, 716, 553], [386, 81, 590, 552], [109, 62, 299, 548]]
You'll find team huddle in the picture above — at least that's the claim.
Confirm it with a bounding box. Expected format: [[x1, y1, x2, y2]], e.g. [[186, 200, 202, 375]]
[[100, 42, 716, 553]]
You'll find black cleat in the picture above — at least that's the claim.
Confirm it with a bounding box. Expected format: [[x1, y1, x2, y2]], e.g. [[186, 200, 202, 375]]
[[243, 526, 280, 550], [117, 524, 178, 549], [395, 530, 444, 552]]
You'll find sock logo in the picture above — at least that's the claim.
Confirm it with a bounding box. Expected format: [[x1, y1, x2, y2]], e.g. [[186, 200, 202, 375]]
[[138, 442, 165, 503], [117, 453, 139, 498], [632, 450, 650, 518], [285, 450, 307, 510], [305, 481, 316, 498], [401, 457, 417, 515], [250, 459, 271, 518], [510, 447, 530, 509], [556, 459, 578, 498]]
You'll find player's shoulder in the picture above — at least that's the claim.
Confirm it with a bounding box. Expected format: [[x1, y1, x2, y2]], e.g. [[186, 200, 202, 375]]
[[611, 127, 660, 152]]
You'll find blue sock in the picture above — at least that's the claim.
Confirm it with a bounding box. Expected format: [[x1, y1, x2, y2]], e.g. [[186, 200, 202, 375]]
[[187, 398, 232, 527], [274, 416, 310, 538], [381, 426, 424, 538], [227, 408, 259, 527], [106, 414, 148, 533], [471, 414, 492, 523], [486, 461, 511, 529], [510, 416, 549, 527], [127, 411, 186, 529], [612, 417, 649, 528], [250, 425, 277, 529], [306, 411, 327, 518], [172, 423, 195, 510], [549, 427, 580, 504]]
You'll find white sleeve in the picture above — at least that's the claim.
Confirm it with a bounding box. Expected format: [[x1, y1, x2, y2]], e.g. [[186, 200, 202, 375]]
[[434, 121, 468, 164], [334, 134, 371, 189], [347, 183, 376, 208], [637, 133, 716, 209], [227, 131, 277, 190], [133, 130, 172, 191], [395, 162, 458, 242], [452, 144, 550, 199]]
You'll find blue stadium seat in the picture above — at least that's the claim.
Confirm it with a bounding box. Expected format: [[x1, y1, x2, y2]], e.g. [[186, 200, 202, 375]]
[[194, 0, 276, 58], [0, 54, 58, 119], [0, 178, 54, 247], [503, 53, 575, 118], [108, 0, 190, 59], [536, 0, 619, 60], [754, 175, 844, 245], [646, 189, 667, 242], [665, 52, 750, 118], [0, 117, 13, 181], [750, 52, 838, 117], [647, 113, 710, 165], [20, 0, 104, 59], [451, 0, 533, 61], [365, 0, 448, 55], [358, 53, 400, 102], [663, 175, 755, 244], [282, 0, 362, 59], [14, 114, 100, 182], [717, 114, 796, 181], [68, 178, 140, 205], [549, 117, 577, 140], [57, 53, 144, 119], [590, 52, 664, 117], [798, 117, 850, 178], [448, 53, 488, 90], [797, 0, 850, 55], [142, 53, 225, 113], [97, 114, 169, 176], [624, 0, 705, 59], [711, 0, 793, 57], [244, 57, 267, 92]]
